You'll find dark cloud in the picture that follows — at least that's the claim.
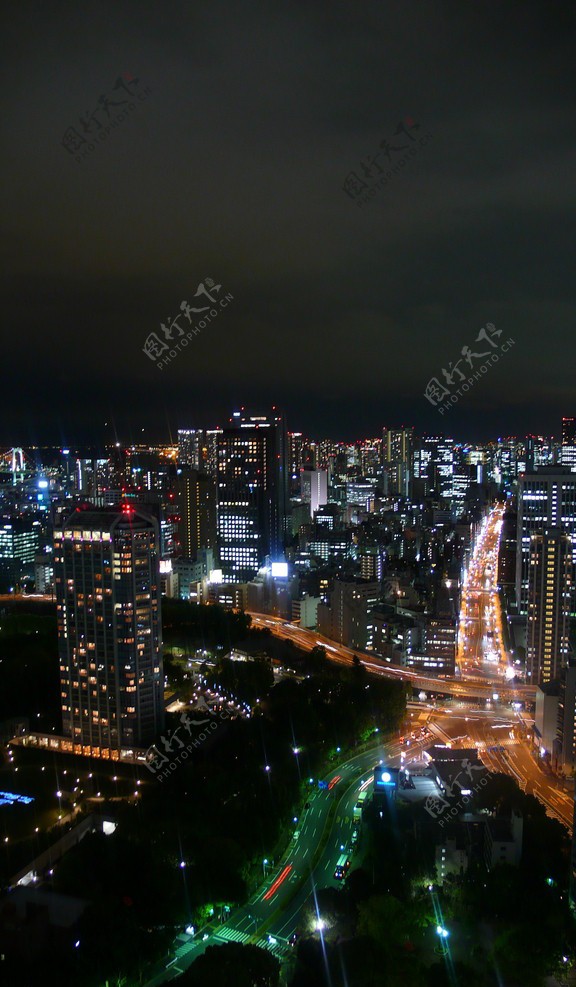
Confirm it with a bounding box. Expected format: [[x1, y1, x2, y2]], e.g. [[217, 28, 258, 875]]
[[1, 0, 575, 444]]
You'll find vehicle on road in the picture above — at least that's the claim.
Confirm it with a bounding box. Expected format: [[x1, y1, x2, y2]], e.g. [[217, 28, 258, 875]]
[[353, 790, 369, 819], [334, 854, 351, 880]]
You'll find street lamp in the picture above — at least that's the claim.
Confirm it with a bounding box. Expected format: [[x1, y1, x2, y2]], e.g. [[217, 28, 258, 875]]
[[262, 857, 269, 876], [436, 925, 450, 955]]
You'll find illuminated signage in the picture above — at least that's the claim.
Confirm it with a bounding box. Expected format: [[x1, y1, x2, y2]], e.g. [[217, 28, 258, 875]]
[[271, 562, 288, 578], [0, 791, 35, 806], [374, 766, 399, 790]]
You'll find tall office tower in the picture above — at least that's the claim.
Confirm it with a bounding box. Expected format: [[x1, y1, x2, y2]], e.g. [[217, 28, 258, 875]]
[[526, 528, 572, 684], [382, 427, 414, 498], [494, 437, 520, 486], [178, 428, 204, 468], [288, 432, 305, 479], [516, 468, 576, 616], [464, 446, 486, 486], [54, 506, 164, 752], [202, 429, 222, 477], [0, 517, 41, 586], [561, 418, 576, 472], [524, 435, 554, 473], [525, 435, 536, 474], [318, 439, 340, 471], [288, 432, 313, 494], [498, 506, 517, 593], [419, 435, 454, 499], [301, 469, 328, 517], [360, 439, 382, 479], [216, 410, 288, 583], [174, 468, 217, 558]]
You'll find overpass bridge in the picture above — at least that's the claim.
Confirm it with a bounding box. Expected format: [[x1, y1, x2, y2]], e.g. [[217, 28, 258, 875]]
[[248, 613, 535, 704]]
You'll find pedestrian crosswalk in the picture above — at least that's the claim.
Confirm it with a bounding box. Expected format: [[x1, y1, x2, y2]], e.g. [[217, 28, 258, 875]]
[[213, 927, 251, 944], [174, 939, 198, 960], [255, 937, 288, 957]]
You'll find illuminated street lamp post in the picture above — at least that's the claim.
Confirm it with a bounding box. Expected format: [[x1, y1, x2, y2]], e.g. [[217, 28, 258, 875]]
[[435, 925, 450, 955]]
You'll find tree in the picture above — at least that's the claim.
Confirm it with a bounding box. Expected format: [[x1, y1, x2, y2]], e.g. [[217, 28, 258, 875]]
[[175, 943, 280, 987]]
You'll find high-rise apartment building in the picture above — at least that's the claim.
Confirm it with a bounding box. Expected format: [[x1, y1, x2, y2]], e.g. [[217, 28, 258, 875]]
[[216, 410, 288, 582], [526, 527, 572, 684], [175, 469, 217, 559], [516, 468, 576, 615], [54, 506, 164, 753]]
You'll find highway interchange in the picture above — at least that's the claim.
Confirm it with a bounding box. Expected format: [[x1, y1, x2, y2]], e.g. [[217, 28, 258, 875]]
[[148, 504, 574, 982]]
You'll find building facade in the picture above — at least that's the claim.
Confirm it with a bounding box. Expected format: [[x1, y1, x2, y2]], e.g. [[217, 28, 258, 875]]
[[526, 527, 572, 684], [516, 468, 576, 616], [54, 507, 164, 753], [216, 410, 288, 582]]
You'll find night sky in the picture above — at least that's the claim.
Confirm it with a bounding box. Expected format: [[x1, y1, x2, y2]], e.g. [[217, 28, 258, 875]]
[[2, 1, 575, 446]]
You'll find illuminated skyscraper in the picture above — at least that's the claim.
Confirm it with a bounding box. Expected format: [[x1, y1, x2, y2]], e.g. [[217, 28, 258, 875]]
[[516, 468, 576, 616], [217, 410, 288, 582], [561, 417, 576, 472], [175, 468, 217, 558], [382, 426, 413, 498], [301, 469, 328, 516], [526, 527, 571, 684], [417, 435, 454, 500], [54, 506, 164, 752], [177, 428, 204, 468]]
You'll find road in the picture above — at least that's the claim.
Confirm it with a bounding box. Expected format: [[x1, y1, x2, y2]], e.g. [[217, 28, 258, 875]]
[[147, 733, 431, 984], [249, 612, 535, 704], [428, 706, 574, 831], [144, 696, 574, 985], [458, 503, 512, 684]]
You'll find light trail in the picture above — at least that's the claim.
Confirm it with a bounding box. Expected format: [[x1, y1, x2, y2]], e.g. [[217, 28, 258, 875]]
[[263, 864, 292, 901]]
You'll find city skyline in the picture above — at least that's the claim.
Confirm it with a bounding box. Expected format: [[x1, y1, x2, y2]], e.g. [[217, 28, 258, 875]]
[[0, 414, 575, 454], [2, 3, 576, 982]]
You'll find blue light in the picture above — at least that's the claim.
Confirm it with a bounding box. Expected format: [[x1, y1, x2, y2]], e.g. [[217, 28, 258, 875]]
[[0, 791, 34, 806], [381, 771, 391, 783]]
